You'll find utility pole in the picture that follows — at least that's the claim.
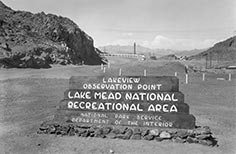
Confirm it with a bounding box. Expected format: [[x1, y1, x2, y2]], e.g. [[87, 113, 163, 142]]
[[209, 52, 212, 68], [134, 42, 136, 54], [205, 53, 208, 69]]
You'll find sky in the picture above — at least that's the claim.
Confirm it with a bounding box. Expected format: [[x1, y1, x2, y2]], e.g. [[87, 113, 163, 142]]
[[3, 0, 236, 50]]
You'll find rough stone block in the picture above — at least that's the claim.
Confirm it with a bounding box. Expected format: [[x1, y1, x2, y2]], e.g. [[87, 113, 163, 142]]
[[194, 126, 212, 135], [80, 130, 90, 137], [172, 137, 186, 143], [196, 134, 211, 140], [101, 127, 112, 135], [149, 129, 160, 136], [141, 129, 149, 137], [155, 137, 164, 142], [111, 128, 121, 134], [115, 134, 130, 140], [124, 128, 133, 139], [143, 135, 155, 141], [131, 134, 142, 140], [159, 131, 171, 139], [133, 128, 141, 135], [106, 132, 117, 139]]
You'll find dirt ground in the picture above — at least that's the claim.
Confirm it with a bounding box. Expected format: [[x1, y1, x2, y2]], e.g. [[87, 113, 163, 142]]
[[0, 57, 235, 154]]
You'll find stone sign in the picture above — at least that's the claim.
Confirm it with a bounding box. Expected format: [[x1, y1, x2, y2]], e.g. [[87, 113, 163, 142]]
[[54, 76, 196, 129]]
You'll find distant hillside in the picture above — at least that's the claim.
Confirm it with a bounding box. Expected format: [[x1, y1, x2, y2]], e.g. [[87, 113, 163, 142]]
[[99, 45, 153, 55], [175, 49, 206, 57], [99, 45, 194, 57], [189, 36, 236, 63], [0, 1, 105, 68], [99, 45, 171, 57], [99, 44, 209, 59]]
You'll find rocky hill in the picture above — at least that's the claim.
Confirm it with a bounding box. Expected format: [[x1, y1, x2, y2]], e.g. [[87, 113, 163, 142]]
[[189, 36, 236, 63], [0, 1, 106, 68]]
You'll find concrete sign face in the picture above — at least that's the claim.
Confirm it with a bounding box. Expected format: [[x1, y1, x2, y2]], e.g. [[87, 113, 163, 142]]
[[69, 76, 179, 91], [54, 76, 196, 129]]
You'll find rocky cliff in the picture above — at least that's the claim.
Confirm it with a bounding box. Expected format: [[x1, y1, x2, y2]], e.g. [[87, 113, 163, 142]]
[[0, 1, 106, 68], [189, 36, 236, 62]]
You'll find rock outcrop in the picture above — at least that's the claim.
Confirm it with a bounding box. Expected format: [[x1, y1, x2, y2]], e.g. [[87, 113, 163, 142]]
[[0, 1, 106, 68], [189, 36, 236, 62]]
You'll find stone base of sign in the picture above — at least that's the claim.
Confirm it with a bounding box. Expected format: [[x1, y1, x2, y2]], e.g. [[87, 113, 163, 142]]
[[37, 120, 218, 147]]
